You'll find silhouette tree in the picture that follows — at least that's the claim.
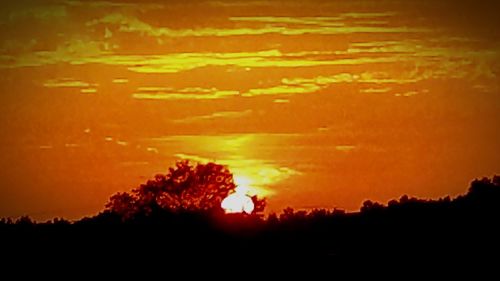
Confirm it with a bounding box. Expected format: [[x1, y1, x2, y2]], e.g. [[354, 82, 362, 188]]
[[106, 192, 137, 219], [106, 160, 266, 218], [360, 200, 384, 213]]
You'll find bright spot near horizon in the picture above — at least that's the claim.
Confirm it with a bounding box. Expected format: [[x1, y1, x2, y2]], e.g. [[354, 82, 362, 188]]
[[221, 189, 255, 214], [221, 176, 255, 214]]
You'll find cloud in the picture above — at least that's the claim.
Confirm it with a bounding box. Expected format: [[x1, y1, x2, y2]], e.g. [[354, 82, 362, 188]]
[[282, 70, 426, 88], [229, 13, 397, 27], [235, 72, 402, 98], [64, 0, 162, 9], [64, 143, 80, 148], [273, 99, 290, 103], [282, 73, 355, 85], [359, 87, 392, 94], [146, 147, 159, 153], [120, 51, 399, 74], [132, 87, 240, 100], [335, 145, 356, 152], [129, 70, 421, 101], [229, 16, 345, 27], [112, 78, 128, 84], [2, 4, 67, 23], [344, 39, 496, 59], [340, 12, 396, 19], [128, 53, 494, 100], [207, 1, 277, 7], [1, 14, 496, 88], [394, 90, 428, 97], [115, 140, 128, 146], [86, 12, 421, 39], [339, 39, 499, 80], [43, 78, 98, 94], [5, 34, 493, 80], [172, 110, 252, 124], [102, 136, 131, 146], [80, 88, 97, 94], [132, 81, 323, 101], [7, 46, 354, 73], [0, 39, 38, 54], [1, 38, 108, 68], [243, 84, 321, 97], [44, 78, 92, 88], [38, 145, 53, 149]]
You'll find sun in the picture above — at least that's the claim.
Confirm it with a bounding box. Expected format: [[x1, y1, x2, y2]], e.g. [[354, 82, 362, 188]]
[[221, 189, 254, 214], [221, 177, 255, 214]]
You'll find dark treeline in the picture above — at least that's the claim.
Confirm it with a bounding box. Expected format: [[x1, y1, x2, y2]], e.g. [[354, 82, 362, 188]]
[[1, 175, 499, 258]]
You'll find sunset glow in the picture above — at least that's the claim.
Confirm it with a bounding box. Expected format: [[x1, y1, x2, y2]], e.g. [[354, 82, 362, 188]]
[[221, 186, 255, 214], [0, 0, 499, 220]]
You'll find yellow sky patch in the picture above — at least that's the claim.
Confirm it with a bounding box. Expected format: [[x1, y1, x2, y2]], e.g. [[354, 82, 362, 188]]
[[172, 110, 252, 123], [174, 152, 299, 197]]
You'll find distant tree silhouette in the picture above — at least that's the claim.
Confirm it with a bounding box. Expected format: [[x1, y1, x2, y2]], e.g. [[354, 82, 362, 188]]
[[15, 216, 34, 226], [106, 160, 266, 219], [1, 175, 500, 259], [360, 200, 385, 213], [106, 192, 137, 219], [468, 176, 500, 198]]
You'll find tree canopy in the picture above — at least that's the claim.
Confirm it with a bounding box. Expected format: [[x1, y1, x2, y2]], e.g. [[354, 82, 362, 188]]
[[106, 160, 266, 219]]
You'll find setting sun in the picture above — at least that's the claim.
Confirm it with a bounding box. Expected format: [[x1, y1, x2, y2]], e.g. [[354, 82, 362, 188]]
[[221, 187, 255, 214]]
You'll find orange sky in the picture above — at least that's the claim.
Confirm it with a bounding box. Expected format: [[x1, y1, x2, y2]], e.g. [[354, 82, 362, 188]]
[[1, 0, 499, 220]]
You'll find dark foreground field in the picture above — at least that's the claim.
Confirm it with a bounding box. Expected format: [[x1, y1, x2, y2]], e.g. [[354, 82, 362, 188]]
[[2, 177, 499, 260]]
